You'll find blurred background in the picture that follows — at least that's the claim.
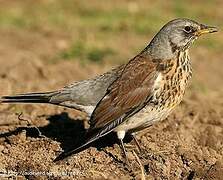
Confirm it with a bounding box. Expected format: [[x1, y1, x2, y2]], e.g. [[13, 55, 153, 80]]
[[0, 0, 222, 97]]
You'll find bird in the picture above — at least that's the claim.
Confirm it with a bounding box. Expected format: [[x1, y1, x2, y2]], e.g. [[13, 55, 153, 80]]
[[1, 18, 218, 163]]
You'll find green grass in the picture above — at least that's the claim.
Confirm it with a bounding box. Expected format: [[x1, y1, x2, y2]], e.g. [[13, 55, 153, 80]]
[[0, 0, 221, 64], [0, 1, 221, 32], [0, 11, 29, 28], [59, 41, 115, 63]]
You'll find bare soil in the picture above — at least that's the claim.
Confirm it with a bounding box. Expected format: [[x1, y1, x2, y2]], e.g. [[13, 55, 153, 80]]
[[0, 25, 222, 180]]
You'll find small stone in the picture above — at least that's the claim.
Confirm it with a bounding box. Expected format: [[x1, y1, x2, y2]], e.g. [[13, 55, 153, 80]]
[[2, 148, 8, 154], [0, 145, 4, 152], [127, 151, 135, 161]]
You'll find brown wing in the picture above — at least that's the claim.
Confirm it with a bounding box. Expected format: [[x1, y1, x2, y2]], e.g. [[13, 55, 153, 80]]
[[89, 52, 158, 130]]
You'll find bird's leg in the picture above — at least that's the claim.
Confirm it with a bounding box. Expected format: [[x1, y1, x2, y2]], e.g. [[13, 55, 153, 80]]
[[131, 133, 142, 153], [119, 138, 130, 165], [117, 130, 130, 165]]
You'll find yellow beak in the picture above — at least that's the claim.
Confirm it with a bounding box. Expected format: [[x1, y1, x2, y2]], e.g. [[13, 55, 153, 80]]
[[195, 25, 218, 36]]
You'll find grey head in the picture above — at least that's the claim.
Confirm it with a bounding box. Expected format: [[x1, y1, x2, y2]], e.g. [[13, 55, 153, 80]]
[[147, 18, 218, 59]]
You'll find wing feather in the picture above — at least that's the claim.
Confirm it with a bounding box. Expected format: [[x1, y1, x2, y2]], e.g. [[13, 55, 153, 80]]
[[89, 53, 158, 130]]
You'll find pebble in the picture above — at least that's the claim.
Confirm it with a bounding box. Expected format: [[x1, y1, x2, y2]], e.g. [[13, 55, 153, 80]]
[[0, 145, 4, 152]]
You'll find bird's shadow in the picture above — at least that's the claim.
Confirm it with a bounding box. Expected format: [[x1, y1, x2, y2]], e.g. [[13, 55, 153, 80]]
[[0, 112, 133, 158]]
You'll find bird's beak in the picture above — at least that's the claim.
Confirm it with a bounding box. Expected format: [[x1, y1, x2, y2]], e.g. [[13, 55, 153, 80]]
[[195, 24, 218, 36]]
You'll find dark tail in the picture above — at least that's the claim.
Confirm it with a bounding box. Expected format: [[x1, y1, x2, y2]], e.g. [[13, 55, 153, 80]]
[[0, 91, 59, 104]]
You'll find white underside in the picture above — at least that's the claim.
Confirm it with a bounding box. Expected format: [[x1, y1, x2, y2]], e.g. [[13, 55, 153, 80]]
[[114, 106, 172, 134]]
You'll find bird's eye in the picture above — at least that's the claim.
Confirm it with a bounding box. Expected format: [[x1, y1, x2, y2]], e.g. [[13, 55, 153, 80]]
[[184, 26, 192, 33]]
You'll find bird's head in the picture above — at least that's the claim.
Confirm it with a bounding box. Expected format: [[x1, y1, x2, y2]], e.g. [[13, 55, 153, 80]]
[[163, 18, 218, 51], [148, 18, 218, 59]]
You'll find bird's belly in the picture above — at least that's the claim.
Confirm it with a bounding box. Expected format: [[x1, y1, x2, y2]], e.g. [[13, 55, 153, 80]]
[[114, 105, 172, 132]]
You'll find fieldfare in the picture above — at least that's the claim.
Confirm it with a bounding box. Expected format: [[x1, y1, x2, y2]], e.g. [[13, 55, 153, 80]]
[[1, 18, 218, 162]]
